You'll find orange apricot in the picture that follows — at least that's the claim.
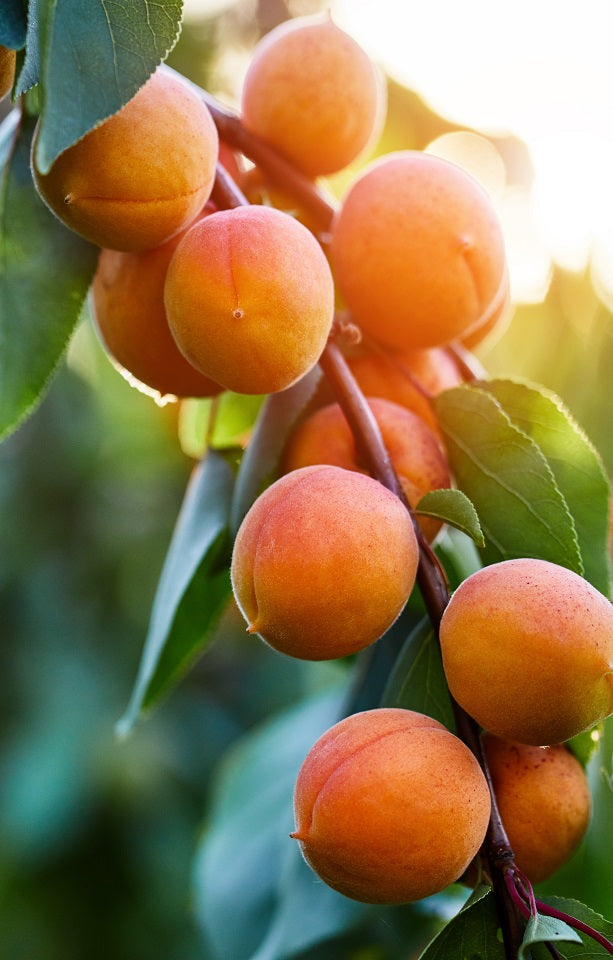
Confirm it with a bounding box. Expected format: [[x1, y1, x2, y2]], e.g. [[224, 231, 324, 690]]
[[32, 69, 218, 251], [482, 734, 590, 883], [292, 708, 491, 903], [0, 46, 16, 101], [439, 559, 613, 745], [231, 466, 418, 660], [241, 15, 385, 177], [344, 345, 464, 435], [92, 208, 222, 399], [461, 267, 512, 350], [164, 205, 334, 395], [330, 151, 508, 350], [282, 397, 451, 541]]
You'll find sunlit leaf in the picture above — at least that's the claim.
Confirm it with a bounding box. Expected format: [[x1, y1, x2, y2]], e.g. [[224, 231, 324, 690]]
[[117, 452, 233, 734], [381, 618, 456, 733], [178, 392, 265, 459], [0, 112, 98, 441], [415, 488, 484, 547], [230, 365, 321, 534], [479, 379, 610, 595], [33, 0, 183, 173], [435, 384, 582, 572], [519, 912, 581, 959]]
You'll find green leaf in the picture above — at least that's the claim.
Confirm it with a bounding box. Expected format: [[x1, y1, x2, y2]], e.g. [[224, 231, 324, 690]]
[[193, 684, 370, 960], [534, 897, 613, 957], [479, 379, 610, 596], [418, 886, 502, 959], [0, 0, 27, 48], [33, 0, 183, 173], [381, 618, 456, 733], [416, 488, 485, 547], [14, 0, 44, 96], [178, 392, 265, 460], [519, 912, 581, 959], [0, 112, 98, 441], [435, 385, 582, 572], [230, 365, 322, 535], [567, 725, 604, 769], [117, 452, 234, 735]]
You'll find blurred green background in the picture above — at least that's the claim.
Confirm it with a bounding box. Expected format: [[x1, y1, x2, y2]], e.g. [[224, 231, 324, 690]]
[[1, 1, 612, 958]]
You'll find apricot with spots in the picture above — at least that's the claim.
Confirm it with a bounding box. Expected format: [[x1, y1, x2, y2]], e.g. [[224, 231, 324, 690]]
[[231, 466, 418, 660], [292, 708, 491, 903], [440, 558, 613, 745]]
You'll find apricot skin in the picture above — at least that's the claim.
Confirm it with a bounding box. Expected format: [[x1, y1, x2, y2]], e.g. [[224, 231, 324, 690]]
[[330, 151, 508, 350], [165, 205, 335, 395], [0, 46, 16, 101], [439, 559, 613, 745], [282, 397, 451, 541], [292, 708, 491, 904], [231, 466, 418, 661], [241, 16, 385, 177], [482, 734, 590, 883], [32, 70, 218, 252], [92, 209, 222, 399]]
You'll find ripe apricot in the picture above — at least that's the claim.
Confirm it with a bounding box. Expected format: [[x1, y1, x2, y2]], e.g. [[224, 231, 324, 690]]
[[241, 16, 385, 177], [164, 205, 334, 395], [482, 734, 590, 883], [282, 397, 451, 541], [0, 46, 16, 101], [292, 708, 491, 903], [231, 466, 418, 660], [461, 267, 512, 350], [344, 345, 464, 435], [32, 69, 218, 251], [92, 208, 222, 399], [330, 151, 508, 350], [439, 559, 613, 745]]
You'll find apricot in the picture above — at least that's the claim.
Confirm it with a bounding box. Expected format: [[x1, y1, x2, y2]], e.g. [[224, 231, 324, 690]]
[[330, 151, 508, 350], [164, 205, 335, 395], [292, 708, 491, 903], [461, 267, 512, 350], [32, 69, 218, 251], [241, 15, 385, 177], [231, 466, 418, 660], [439, 559, 613, 745], [92, 208, 222, 399], [482, 734, 590, 883], [345, 345, 464, 435], [282, 397, 451, 541], [0, 46, 16, 101]]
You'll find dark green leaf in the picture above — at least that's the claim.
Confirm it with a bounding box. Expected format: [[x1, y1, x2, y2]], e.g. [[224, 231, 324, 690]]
[[479, 379, 610, 595], [0, 0, 26, 48], [533, 897, 613, 957], [418, 886, 502, 959], [230, 365, 321, 534], [416, 488, 485, 547], [117, 452, 234, 735], [0, 112, 98, 441], [14, 0, 43, 95], [33, 0, 183, 173], [381, 618, 456, 733], [193, 684, 370, 960], [435, 385, 582, 572], [519, 912, 581, 959]]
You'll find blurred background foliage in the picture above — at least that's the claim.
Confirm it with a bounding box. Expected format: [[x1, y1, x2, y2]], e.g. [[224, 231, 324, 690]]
[[1, 1, 612, 958]]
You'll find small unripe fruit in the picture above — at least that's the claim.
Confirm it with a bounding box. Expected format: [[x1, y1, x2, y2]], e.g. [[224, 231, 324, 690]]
[[440, 559, 613, 745], [292, 708, 491, 903], [282, 397, 451, 541], [231, 466, 418, 660], [32, 70, 218, 251], [242, 16, 385, 177], [331, 151, 507, 350], [92, 208, 222, 399], [482, 734, 591, 883], [165, 205, 335, 395]]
